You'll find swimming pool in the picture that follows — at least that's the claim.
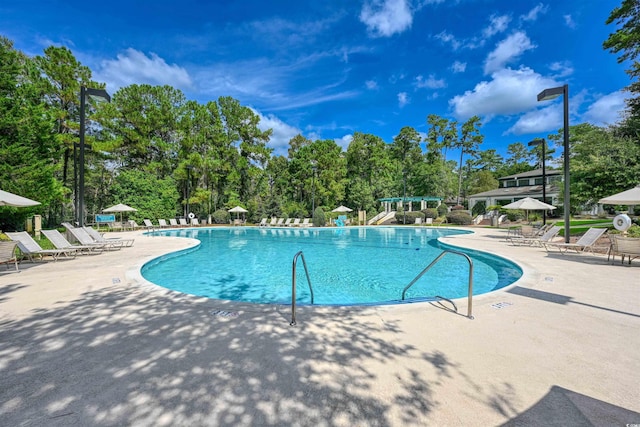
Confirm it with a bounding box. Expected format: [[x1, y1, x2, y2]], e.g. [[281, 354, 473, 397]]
[[141, 227, 522, 305]]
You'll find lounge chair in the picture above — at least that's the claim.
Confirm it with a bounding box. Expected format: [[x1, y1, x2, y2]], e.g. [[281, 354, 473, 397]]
[[65, 226, 122, 250], [179, 218, 188, 227], [268, 217, 277, 227], [143, 219, 156, 230], [169, 218, 179, 227], [414, 218, 423, 225], [83, 226, 134, 247], [258, 218, 268, 227], [506, 225, 538, 244], [292, 218, 301, 227], [511, 226, 562, 247], [284, 218, 292, 227], [276, 218, 285, 226], [543, 228, 608, 254], [609, 234, 640, 264], [301, 218, 311, 227], [0, 241, 19, 271], [191, 218, 200, 226], [158, 219, 169, 228], [41, 229, 103, 254], [6, 231, 77, 261]]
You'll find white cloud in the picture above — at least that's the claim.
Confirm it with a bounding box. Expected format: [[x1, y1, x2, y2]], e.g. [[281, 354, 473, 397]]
[[505, 103, 562, 135], [583, 91, 628, 126], [435, 31, 461, 50], [360, 0, 413, 37], [96, 48, 192, 92], [482, 14, 511, 39], [484, 32, 535, 75], [520, 3, 548, 22], [564, 14, 576, 29], [365, 80, 379, 90], [451, 61, 467, 73], [449, 67, 559, 120], [254, 110, 302, 156], [414, 74, 446, 89], [548, 61, 574, 78], [335, 134, 354, 151], [398, 91, 409, 107]]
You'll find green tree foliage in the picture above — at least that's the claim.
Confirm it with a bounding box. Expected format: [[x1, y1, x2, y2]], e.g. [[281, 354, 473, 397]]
[[603, 0, 640, 122], [0, 37, 62, 230], [454, 116, 484, 204], [108, 169, 179, 221]]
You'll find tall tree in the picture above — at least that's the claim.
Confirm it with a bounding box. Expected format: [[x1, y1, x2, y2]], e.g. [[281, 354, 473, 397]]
[[453, 116, 484, 204]]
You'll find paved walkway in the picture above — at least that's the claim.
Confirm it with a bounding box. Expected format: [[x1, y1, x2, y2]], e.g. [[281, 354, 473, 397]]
[[0, 227, 638, 426]]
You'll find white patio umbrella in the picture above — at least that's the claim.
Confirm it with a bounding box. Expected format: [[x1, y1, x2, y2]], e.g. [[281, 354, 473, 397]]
[[598, 185, 640, 205], [103, 203, 137, 223], [331, 205, 353, 213], [228, 206, 248, 220], [502, 197, 556, 221], [0, 189, 40, 207]]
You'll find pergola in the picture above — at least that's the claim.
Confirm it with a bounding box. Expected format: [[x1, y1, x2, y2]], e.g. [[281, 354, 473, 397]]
[[378, 196, 442, 212]]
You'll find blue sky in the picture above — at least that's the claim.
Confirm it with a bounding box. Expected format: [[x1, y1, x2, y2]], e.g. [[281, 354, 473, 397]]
[[1, 0, 629, 161]]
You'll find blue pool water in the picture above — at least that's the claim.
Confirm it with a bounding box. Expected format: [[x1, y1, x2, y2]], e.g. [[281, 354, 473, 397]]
[[141, 227, 522, 305]]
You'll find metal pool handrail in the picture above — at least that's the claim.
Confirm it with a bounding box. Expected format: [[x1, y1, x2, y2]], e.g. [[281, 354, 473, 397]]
[[401, 249, 474, 319], [290, 251, 314, 326]]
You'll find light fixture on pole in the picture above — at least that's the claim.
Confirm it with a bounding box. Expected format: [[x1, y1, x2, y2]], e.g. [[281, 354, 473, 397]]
[[311, 160, 317, 219], [538, 84, 569, 243], [186, 165, 194, 218], [528, 138, 547, 225], [78, 86, 110, 227]]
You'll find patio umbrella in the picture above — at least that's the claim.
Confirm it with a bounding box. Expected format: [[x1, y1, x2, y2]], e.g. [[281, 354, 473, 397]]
[[103, 203, 137, 223], [332, 205, 353, 213], [502, 197, 556, 221], [228, 206, 248, 220], [0, 189, 40, 207], [598, 185, 640, 205]]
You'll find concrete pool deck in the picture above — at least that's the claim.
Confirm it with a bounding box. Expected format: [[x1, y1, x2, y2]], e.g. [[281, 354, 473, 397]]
[[0, 227, 638, 426]]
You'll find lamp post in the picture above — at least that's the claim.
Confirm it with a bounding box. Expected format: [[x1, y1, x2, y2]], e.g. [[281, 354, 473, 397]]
[[78, 86, 110, 226], [311, 161, 317, 220], [538, 84, 569, 243], [186, 165, 193, 218], [528, 138, 547, 225]]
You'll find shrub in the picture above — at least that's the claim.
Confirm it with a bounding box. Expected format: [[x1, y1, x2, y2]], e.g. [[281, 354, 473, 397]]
[[437, 204, 448, 217], [446, 211, 473, 225], [421, 208, 438, 219], [212, 209, 230, 224], [313, 207, 326, 226], [397, 211, 423, 224]]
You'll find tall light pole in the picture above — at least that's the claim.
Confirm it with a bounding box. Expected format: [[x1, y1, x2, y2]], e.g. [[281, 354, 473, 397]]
[[186, 165, 193, 218], [311, 161, 317, 220], [528, 138, 547, 225], [538, 84, 569, 242], [78, 86, 110, 226]]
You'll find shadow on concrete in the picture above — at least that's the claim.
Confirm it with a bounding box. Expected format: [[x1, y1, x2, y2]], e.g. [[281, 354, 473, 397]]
[[506, 286, 640, 319], [500, 385, 640, 426]]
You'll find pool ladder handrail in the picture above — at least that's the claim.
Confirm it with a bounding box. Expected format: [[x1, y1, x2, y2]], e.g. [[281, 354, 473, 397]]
[[290, 251, 314, 326], [401, 249, 474, 319]]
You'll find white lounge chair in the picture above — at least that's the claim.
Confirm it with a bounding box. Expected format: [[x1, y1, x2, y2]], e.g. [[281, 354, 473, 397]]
[[0, 241, 19, 271], [191, 218, 200, 226], [258, 218, 268, 227], [543, 228, 608, 254], [301, 218, 311, 227], [158, 219, 169, 228], [284, 218, 292, 227], [65, 226, 122, 250], [143, 219, 155, 230], [268, 217, 277, 227], [6, 231, 76, 261], [276, 218, 285, 226], [512, 226, 562, 247], [41, 229, 103, 254], [179, 218, 188, 227], [292, 218, 301, 227], [83, 226, 134, 247], [169, 218, 179, 227]]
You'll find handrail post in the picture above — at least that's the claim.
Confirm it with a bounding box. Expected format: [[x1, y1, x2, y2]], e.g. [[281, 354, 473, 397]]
[[291, 251, 313, 326], [402, 249, 474, 319]]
